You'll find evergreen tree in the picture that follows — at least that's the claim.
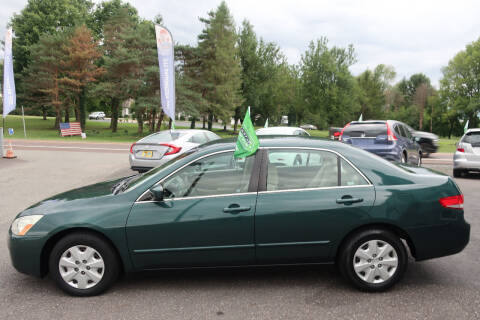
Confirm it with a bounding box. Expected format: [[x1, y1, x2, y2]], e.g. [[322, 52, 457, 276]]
[[21, 33, 69, 129], [198, 1, 243, 130], [94, 8, 137, 132], [61, 25, 104, 130]]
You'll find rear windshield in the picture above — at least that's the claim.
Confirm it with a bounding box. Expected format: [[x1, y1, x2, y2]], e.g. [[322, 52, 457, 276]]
[[463, 132, 480, 146], [140, 131, 186, 143], [343, 123, 387, 137]]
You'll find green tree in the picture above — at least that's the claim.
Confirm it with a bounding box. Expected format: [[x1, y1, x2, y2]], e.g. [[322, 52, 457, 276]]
[[94, 8, 136, 132], [175, 44, 208, 129], [300, 37, 358, 128], [21, 32, 69, 129], [356, 64, 396, 120], [441, 37, 480, 131], [10, 0, 93, 75], [198, 1, 243, 130], [88, 0, 138, 40]]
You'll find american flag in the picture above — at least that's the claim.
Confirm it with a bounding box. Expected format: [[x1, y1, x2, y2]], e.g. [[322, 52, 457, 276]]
[[60, 122, 82, 136]]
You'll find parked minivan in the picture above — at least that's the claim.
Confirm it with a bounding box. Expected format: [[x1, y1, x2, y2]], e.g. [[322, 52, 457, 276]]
[[339, 120, 422, 165]]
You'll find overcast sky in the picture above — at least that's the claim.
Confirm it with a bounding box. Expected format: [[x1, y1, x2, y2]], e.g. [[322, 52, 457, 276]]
[[2, 0, 480, 87]]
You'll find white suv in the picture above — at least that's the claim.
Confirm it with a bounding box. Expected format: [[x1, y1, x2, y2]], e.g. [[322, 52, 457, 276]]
[[89, 112, 106, 120]]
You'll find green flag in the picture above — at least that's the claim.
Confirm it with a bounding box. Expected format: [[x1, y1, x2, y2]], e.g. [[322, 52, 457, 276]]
[[234, 107, 259, 158], [464, 119, 469, 133], [358, 114, 363, 122], [264, 118, 269, 128]]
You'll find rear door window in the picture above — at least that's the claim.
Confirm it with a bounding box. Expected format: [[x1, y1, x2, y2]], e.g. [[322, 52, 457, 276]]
[[266, 149, 369, 191], [343, 123, 387, 137]]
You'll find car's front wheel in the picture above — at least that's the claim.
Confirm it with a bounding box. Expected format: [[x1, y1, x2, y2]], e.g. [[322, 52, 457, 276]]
[[338, 229, 407, 292], [49, 232, 120, 296]]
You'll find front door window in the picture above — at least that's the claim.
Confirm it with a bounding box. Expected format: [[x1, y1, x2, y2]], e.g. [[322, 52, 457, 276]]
[[163, 151, 255, 198]]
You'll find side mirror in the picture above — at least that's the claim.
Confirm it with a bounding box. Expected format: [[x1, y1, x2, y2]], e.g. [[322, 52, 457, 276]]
[[150, 185, 165, 201]]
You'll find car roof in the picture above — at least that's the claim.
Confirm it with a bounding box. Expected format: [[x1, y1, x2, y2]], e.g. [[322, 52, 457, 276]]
[[256, 126, 305, 134], [465, 128, 480, 134], [200, 136, 345, 152], [137, 129, 217, 143]]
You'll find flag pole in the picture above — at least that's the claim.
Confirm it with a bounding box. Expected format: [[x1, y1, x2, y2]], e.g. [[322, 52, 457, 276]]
[[22, 105, 26, 138]]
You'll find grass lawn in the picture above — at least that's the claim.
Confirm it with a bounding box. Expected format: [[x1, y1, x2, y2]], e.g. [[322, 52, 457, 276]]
[[1, 115, 458, 153], [437, 137, 459, 153], [1, 115, 330, 142]]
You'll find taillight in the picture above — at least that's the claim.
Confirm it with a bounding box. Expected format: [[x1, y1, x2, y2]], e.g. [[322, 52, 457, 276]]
[[161, 143, 182, 155], [130, 143, 136, 154], [339, 122, 351, 141], [439, 194, 464, 209], [386, 122, 397, 141], [457, 148, 465, 153]]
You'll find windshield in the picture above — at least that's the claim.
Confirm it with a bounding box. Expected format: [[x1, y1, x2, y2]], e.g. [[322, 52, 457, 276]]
[[139, 131, 186, 144], [343, 123, 387, 137], [119, 148, 198, 193]]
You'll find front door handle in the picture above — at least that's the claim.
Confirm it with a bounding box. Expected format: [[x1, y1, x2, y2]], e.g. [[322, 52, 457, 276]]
[[336, 196, 363, 205], [223, 204, 251, 213]]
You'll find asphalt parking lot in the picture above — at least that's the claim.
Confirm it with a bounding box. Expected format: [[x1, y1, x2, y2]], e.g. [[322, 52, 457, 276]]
[[0, 145, 479, 320]]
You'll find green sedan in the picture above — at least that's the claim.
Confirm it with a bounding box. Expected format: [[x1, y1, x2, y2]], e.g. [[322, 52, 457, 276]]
[[8, 137, 470, 296]]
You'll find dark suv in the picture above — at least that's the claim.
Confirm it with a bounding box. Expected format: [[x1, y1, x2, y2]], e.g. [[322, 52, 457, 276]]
[[339, 120, 422, 165]]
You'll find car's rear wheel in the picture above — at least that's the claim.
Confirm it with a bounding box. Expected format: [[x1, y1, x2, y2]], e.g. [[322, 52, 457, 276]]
[[417, 152, 422, 166], [453, 169, 466, 178], [338, 229, 407, 292], [401, 152, 407, 164], [49, 232, 120, 296]]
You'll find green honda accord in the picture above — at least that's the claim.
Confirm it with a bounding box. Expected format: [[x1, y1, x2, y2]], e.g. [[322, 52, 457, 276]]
[[8, 137, 470, 296]]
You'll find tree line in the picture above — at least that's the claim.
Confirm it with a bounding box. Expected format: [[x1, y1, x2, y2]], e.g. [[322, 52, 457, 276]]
[[2, 0, 480, 137]]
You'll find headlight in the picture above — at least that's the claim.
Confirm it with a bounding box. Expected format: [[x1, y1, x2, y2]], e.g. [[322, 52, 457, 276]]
[[11, 215, 43, 236]]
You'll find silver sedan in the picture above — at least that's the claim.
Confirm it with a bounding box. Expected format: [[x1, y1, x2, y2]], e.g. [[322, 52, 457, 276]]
[[129, 129, 220, 172], [453, 128, 480, 177]]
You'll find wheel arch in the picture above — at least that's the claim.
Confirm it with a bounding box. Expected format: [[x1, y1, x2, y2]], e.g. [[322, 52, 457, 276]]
[[335, 223, 416, 262], [40, 227, 125, 277]]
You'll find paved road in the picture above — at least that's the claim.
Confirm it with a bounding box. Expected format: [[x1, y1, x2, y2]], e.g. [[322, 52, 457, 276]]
[[4, 139, 130, 154], [0, 148, 478, 320]]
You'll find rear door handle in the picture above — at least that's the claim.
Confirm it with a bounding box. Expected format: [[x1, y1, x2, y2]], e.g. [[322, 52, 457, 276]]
[[223, 204, 251, 213], [336, 196, 363, 205]]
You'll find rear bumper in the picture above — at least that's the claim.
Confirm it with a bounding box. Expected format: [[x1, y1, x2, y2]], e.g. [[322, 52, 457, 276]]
[[453, 153, 480, 170], [129, 154, 170, 171], [406, 220, 470, 261]]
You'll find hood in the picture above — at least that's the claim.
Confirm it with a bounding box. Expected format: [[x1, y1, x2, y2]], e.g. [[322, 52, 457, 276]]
[[20, 177, 125, 217], [412, 130, 438, 140]]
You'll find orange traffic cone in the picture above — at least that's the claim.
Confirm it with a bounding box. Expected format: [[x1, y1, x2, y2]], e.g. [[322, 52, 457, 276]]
[[3, 140, 17, 159]]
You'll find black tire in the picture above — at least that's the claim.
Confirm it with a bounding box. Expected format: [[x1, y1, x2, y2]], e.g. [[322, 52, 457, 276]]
[[401, 152, 407, 164], [453, 169, 465, 178], [417, 152, 422, 166], [338, 229, 407, 292], [49, 232, 120, 296]]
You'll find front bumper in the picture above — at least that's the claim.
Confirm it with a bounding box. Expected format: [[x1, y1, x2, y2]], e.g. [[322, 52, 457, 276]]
[[421, 143, 438, 154], [8, 230, 47, 277], [406, 220, 470, 261]]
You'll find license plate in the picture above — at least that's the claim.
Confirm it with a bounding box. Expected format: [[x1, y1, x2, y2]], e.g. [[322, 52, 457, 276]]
[[141, 151, 153, 158]]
